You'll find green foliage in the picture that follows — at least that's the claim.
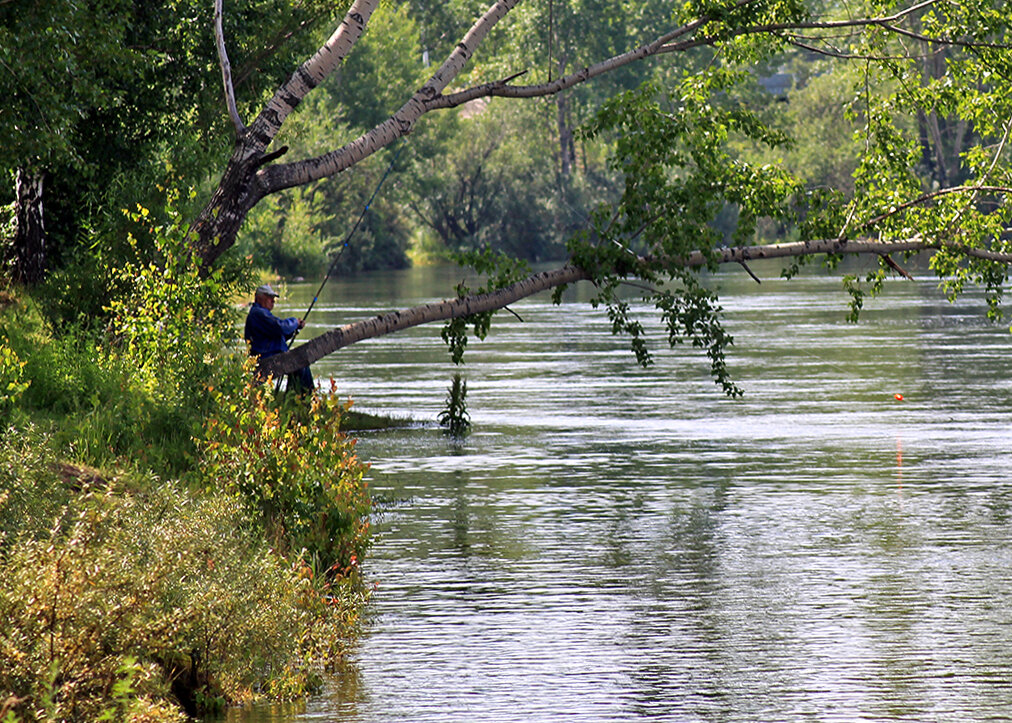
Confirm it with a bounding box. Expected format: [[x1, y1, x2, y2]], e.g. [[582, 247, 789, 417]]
[[1, 191, 252, 473], [240, 188, 333, 279], [106, 190, 247, 365], [0, 342, 28, 418], [0, 0, 138, 172], [406, 101, 591, 262], [197, 374, 371, 579], [0, 181, 372, 718], [0, 423, 71, 547], [1, 0, 345, 276], [567, 71, 817, 395], [437, 373, 471, 438], [441, 249, 531, 365]]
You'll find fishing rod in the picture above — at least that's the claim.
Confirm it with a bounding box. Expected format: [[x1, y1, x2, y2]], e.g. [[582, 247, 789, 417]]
[[286, 141, 405, 350], [274, 142, 404, 394]]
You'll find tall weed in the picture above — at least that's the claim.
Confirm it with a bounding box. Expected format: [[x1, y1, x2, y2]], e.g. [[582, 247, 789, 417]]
[[0, 189, 373, 719]]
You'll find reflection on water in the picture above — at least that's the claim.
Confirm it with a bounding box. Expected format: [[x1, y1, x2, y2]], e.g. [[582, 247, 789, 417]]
[[232, 263, 1012, 721]]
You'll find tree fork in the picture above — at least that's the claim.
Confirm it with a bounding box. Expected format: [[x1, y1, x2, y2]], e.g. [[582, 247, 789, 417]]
[[189, 144, 272, 267]]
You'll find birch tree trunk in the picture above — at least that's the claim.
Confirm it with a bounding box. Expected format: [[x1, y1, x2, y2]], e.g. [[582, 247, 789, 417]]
[[190, 0, 381, 266], [192, 0, 521, 268], [7, 169, 47, 286]]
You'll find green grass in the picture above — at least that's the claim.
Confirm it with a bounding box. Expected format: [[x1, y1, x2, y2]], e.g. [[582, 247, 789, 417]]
[[339, 408, 417, 431]]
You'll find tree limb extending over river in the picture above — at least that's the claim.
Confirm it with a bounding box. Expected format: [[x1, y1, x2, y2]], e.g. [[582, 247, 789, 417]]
[[259, 237, 1012, 378]]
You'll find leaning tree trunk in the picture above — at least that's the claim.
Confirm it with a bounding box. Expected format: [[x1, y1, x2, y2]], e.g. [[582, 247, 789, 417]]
[[257, 235, 1012, 378], [8, 168, 47, 285]]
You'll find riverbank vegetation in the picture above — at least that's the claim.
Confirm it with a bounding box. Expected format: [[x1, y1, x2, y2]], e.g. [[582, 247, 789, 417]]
[[0, 201, 371, 720]]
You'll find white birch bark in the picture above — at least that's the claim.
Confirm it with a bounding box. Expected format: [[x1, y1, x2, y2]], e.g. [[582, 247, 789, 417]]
[[258, 0, 521, 192], [245, 0, 379, 152], [258, 235, 1012, 377], [9, 169, 46, 285]]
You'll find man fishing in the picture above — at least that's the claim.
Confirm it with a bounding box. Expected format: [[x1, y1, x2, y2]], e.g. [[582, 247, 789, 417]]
[[244, 284, 314, 393]]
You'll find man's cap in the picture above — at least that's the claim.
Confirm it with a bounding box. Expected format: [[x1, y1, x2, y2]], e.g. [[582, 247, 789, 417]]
[[255, 284, 280, 298]]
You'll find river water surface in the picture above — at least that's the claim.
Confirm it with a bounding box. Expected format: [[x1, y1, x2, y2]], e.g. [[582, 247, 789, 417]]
[[233, 261, 1012, 721]]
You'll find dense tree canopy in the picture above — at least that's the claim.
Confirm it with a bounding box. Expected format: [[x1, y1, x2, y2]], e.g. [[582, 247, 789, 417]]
[[0, 0, 341, 286]]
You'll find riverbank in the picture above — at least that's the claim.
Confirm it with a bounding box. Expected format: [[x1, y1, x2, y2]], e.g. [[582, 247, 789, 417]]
[[0, 284, 372, 721]]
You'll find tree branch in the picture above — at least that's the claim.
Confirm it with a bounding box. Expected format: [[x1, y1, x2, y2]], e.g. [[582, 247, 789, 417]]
[[857, 185, 1012, 230], [245, 0, 379, 153], [214, 0, 246, 136], [783, 36, 929, 61], [258, 0, 521, 193], [241, 0, 992, 201], [259, 263, 589, 377], [258, 235, 1012, 376]]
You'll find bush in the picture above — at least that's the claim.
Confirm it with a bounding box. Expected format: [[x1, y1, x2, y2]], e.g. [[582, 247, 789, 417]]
[[197, 372, 372, 580], [0, 294, 205, 474], [0, 339, 28, 418], [1, 192, 253, 474], [0, 190, 373, 720]]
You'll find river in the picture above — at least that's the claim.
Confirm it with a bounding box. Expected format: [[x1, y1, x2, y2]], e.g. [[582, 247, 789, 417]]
[[232, 260, 1012, 721]]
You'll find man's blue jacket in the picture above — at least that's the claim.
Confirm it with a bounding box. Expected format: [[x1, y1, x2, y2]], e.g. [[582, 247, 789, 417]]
[[244, 302, 300, 357]]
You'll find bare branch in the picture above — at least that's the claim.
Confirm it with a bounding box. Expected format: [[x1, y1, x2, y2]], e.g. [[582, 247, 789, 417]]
[[214, 0, 246, 136], [874, 21, 1012, 51], [858, 185, 1012, 230], [783, 36, 928, 61], [881, 253, 916, 280]]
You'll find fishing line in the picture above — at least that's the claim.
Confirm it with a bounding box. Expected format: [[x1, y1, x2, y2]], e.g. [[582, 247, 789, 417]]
[[793, 346, 906, 401], [274, 141, 405, 393], [287, 141, 405, 350]]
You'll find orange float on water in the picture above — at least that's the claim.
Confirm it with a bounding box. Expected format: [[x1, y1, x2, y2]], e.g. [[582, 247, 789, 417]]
[[894, 394, 905, 401]]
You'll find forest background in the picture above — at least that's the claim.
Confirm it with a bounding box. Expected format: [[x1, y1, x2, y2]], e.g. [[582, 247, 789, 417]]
[[2, 0, 1010, 720], [3, 0, 891, 285]]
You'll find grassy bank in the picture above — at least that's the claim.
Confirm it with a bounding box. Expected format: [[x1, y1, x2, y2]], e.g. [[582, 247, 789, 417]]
[[0, 212, 373, 721]]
